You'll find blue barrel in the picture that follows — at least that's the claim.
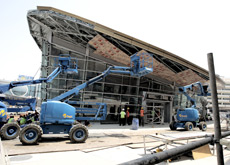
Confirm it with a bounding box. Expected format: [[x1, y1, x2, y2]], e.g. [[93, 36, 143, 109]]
[[132, 118, 139, 130]]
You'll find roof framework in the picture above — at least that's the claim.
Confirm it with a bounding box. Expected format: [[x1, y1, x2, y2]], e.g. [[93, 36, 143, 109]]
[[27, 6, 216, 86]]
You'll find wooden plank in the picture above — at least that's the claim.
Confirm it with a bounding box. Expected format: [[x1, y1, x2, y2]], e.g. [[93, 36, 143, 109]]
[[192, 144, 212, 160]]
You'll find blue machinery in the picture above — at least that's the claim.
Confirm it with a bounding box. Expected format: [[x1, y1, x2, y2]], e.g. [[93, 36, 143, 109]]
[[18, 52, 153, 145], [0, 55, 78, 140], [170, 82, 210, 131]]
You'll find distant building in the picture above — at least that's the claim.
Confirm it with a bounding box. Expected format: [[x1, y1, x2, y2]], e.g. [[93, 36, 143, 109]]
[[207, 77, 230, 111]]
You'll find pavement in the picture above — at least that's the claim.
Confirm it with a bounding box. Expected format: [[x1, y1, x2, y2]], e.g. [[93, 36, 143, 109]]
[[2, 121, 230, 165]]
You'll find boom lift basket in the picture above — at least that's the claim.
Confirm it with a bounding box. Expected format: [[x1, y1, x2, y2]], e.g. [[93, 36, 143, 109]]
[[130, 52, 153, 77], [55, 54, 78, 74]]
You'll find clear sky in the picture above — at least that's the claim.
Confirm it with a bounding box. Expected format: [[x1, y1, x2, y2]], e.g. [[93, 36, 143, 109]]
[[1, 0, 230, 81]]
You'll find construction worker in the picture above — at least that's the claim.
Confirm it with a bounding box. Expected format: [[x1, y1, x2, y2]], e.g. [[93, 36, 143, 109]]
[[7, 114, 15, 123], [120, 109, 126, 126], [126, 107, 130, 125], [139, 107, 144, 127], [18, 114, 27, 125]]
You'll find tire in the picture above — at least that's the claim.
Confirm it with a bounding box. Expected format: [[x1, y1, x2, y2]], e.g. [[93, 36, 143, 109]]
[[169, 122, 176, 130], [19, 124, 42, 145], [69, 124, 88, 143], [199, 122, 207, 131], [0, 122, 20, 140], [185, 122, 193, 131]]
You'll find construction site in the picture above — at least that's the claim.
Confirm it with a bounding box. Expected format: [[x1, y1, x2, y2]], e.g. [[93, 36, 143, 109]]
[[1, 6, 230, 165]]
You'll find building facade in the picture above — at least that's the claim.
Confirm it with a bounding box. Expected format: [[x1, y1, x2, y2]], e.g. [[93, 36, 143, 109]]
[[40, 43, 175, 123], [27, 6, 213, 124]]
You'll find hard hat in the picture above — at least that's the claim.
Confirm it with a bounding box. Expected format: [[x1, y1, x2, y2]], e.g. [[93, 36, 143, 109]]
[[127, 107, 130, 109], [141, 107, 144, 109], [122, 108, 125, 111]]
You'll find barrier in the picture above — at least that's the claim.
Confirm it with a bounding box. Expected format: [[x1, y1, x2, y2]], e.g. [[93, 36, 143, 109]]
[[132, 118, 139, 130]]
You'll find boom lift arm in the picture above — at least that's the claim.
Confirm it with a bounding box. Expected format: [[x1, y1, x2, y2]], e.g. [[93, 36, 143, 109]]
[[178, 82, 210, 108], [0, 54, 78, 94], [51, 52, 153, 102]]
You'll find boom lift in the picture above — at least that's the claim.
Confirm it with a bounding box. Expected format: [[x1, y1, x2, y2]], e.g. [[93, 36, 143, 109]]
[[0, 55, 77, 140], [19, 52, 153, 145], [169, 82, 210, 131]]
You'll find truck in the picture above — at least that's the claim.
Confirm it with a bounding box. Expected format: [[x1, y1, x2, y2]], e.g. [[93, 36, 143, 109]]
[[0, 55, 78, 140], [18, 52, 153, 145], [169, 82, 210, 131]]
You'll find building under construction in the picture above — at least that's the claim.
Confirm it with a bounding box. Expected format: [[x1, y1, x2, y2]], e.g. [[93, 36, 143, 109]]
[[27, 6, 215, 124]]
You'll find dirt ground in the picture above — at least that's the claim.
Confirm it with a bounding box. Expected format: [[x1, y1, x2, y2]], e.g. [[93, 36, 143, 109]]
[[2, 121, 217, 156]]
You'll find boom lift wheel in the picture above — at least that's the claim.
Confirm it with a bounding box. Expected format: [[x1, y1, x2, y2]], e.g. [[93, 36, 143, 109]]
[[199, 122, 207, 131], [69, 124, 88, 143], [19, 124, 42, 145], [0, 122, 20, 140], [169, 122, 177, 130], [185, 122, 193, 131]]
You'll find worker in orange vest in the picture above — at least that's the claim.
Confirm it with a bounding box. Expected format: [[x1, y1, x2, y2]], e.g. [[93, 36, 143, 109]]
[[140, 107, 145, 127], [126, 107, 130, 125]]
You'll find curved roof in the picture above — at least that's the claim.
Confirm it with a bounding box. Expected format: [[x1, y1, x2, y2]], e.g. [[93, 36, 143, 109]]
[[27, 6, 215, 86]]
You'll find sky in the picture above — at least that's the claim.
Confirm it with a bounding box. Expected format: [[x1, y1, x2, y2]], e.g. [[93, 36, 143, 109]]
[[0, 0, 230, 81]]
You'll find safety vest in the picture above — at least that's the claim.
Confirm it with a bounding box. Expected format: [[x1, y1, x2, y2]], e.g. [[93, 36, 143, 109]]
[[126, 111, 130, 118], [140, 109, 144, 117], [120, 111, 126, 118], [20, 117, 27, 125], [8, 118, 15, 123]]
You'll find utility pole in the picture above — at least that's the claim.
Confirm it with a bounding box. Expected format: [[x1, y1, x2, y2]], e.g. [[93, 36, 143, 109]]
[[207, 53, 224, 165]]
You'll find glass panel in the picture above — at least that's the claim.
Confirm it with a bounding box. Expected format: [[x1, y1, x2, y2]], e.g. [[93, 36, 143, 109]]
[[123, 76, 130, 85], [105, 75, 122, 84], [121, 95, 129, 103], [77, 59, 84, 69], [95, 62, 106, 72], [87, 61, 95, 71], [140, 80, 149, 88], [92, 83, 103, 92], [121, 86, 130, 94], [104, 84, 121, 94], [130, 77, 138, 86], [59, 79, 66, 89], [130, 87, 138, 95]]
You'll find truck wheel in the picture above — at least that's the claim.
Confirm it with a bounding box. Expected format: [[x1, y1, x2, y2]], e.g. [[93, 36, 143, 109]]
[[0, 122, 20, 140], [169, 122, 176, 130], [69, 124, 88, 143], [200, 122, 207, 131], [19, 124, 42, 145], [185, 122, 193, 131]]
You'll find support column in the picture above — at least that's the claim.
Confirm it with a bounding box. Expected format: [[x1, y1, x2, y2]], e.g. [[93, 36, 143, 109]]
[[207, 52, 224, 165]]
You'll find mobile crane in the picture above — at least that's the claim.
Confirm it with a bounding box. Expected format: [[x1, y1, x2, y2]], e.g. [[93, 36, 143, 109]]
[[169, 82, 210, 131], [19, 52, 153, 145], [0, 55, 78, 140]]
